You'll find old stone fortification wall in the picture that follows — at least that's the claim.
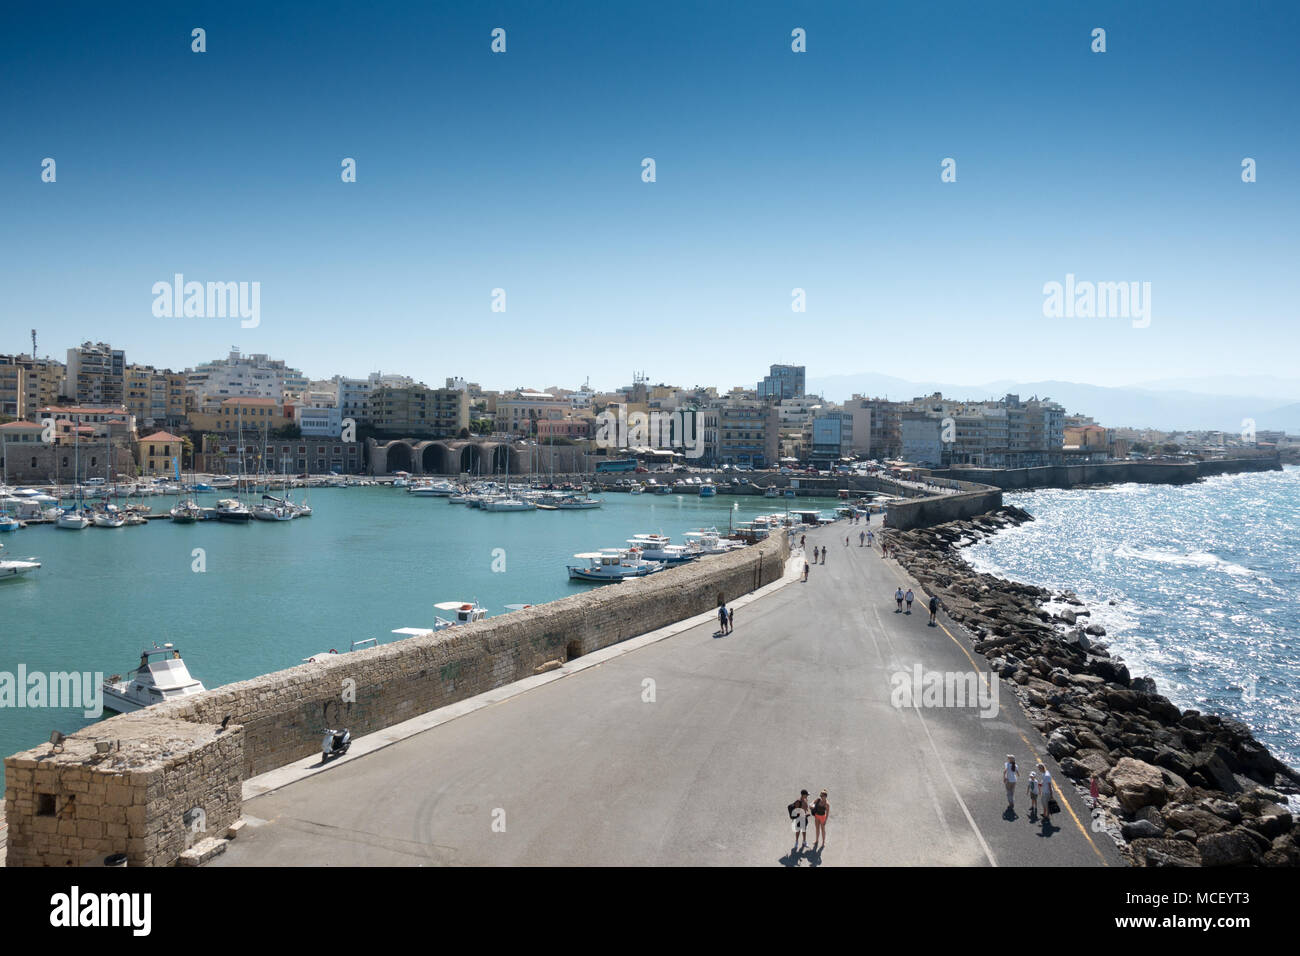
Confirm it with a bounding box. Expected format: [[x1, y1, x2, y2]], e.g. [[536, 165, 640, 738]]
[[3, 717, 244, 868], [930, 456, 1280, 490], [884, 487, 1004, 531], [5, 534, 787, 865]]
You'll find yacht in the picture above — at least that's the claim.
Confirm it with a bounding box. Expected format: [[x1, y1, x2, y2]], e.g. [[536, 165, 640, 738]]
[[252, 502, 295, 521], [215, 498, 253, 522], [626, 535, 697, 564], [170, 500, 204, 523], [682, 529, 741, 555], [408, 479, 456, 497], [567, 548, 664, 582], [0, 543, 41, 580], [432, 600, 489, 628], [101, 645, 206, 714], [480, 497, 536, 512], [56, 509, 91, 530], [91, 506, 127, 528], [553, 495, 602, 510]]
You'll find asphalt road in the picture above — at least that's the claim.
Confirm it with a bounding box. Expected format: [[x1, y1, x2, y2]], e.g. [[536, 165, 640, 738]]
[[216, 520, 1121, 866]]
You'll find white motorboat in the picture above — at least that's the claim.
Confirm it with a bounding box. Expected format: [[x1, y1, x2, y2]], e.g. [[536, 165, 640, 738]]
[[627, 535, 697, 564], [433, 600, 488, 628], [0, 543, 41, 580], [252, 503, 294, 521], [764, 486, 779, 498], [215, 498, 253, 522], [123, 512, 148, 526], [408, 479, 456, 497], [304, 638, 380, 663], [567, 548, 663, 582], [682, 529, 742, 555], [628, 484, 644, 495], [101, 644, 205, 714], [698, 483, 717, 497]]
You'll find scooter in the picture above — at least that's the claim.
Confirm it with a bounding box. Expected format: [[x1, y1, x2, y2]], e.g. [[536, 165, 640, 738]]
[[322, 727, 351, 761]]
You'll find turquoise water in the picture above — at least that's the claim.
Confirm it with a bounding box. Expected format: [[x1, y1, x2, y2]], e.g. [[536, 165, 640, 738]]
[[0, 489, 836, 784], [963, 467, 1300, 780]]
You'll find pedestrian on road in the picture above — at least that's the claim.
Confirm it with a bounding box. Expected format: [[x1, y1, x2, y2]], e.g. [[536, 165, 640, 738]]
[[1038, 763, 1056, 825], [718, 603, 729, 634], [728, 607, 735, 633], [895, 587, 904, 612], [812, 789, 830, 848], [1003, 755, 1018, 810], [1027, 770, 1040, 819], [859, 530, 865, 547], [789, 789, 811, 851], [802, 560, 810, 582], [812, 545, 819, 563], [845, 535, 849, 547], [820, 547, 826, 565], [867, 530, 874, 546], [928, 594, 939, 625], [905, 588, 914, 614], [800, 534, 806, 550], [1090, 774, 1100, 809]]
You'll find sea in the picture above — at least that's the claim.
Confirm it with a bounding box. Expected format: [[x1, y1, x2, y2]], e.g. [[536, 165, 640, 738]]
[[0, 488, 835, 788], [962, 466, 1300, 789]]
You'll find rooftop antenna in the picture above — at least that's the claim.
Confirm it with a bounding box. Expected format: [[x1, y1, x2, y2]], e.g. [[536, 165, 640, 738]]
[[31, 328, 36, 358]]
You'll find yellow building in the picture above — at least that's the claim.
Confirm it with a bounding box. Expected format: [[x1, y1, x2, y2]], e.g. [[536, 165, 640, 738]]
[[136, 431, 184, 476], [188, 397, 293, 434]]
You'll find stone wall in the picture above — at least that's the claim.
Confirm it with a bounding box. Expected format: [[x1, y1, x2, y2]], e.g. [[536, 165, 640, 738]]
[[4, 534, 787, 865], [930, 456, 1281, 491], [884, 487, 1004, 532], [3, 716, 243, 868]]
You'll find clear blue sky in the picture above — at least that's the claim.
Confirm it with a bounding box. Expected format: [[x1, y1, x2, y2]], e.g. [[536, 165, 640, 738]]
[[2, 0, 1296, 393]]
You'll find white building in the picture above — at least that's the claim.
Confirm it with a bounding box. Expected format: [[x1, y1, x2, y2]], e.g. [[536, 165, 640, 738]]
[[186, 350, 308, 404]]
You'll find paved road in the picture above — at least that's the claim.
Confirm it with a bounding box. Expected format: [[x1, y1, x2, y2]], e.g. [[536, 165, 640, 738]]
[[216, 520, 1120, 866]]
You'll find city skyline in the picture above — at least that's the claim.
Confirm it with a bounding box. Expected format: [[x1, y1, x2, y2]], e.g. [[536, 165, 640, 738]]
[[3, 1, 1297, 391]]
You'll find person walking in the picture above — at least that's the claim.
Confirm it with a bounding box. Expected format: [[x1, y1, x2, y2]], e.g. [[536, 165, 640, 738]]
[[802, 560, 810, 582], [800, 533, 806, 550], [1003, 755, 1019, 811], [928, 594, 939, 625], [894, 587, 904, 612], [844, 535, 849, 547], [789, 789, 811, 851], [905, 588, 914, 614], [820, 547, 826, 565], [1027, 770, 1040, 819], [811, 789, 830, 849], [812, 545, 819, 563], [859, 530, 865, 547], [718, 603, 729, 634], [1039, 762, 1056, 826], [867, 529, 874, 547], [728, 606, 735, 633]]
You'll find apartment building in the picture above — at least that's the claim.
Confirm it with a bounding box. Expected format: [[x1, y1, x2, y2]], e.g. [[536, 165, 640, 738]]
[[65, 341, 125, 406]]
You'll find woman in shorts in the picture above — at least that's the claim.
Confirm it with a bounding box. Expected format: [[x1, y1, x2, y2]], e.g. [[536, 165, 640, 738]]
[[811, 789, 830, 849]]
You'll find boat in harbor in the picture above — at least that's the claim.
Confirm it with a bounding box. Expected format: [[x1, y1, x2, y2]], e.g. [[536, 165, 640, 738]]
[[215, 498, 253, 522], [567, 548, 664, 582], [91, 505, 127, 528], [170, 500, 203, 523], [764, 486, 779, 498], [480, 497, 536, 512], [101, 644, 206, 714], [698, 482, 716, 497], [391, 600, 489, 638], [626, 535, 697, 564], [0, 543, 41, 581], [304, 637, 380, 663], [56, 509, 91, 530], [628, 483, 644, 495], [0, 513, 19, 532], [553, 495, 602, 510], [408, 479, 456, 497]]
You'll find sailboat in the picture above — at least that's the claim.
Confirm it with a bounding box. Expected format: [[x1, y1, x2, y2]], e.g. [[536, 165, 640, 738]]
[[56, 425, 91, 529]]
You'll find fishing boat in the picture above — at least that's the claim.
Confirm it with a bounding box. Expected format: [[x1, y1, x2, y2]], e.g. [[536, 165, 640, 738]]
[[433, 600, 489, 628], [215, 498, 253, 522], [567, 548, 663, 582], [764, 486, 779, 498], [0, 514, 19, 532], [101, 644, 206, 714], [0, 543, 41, 580]]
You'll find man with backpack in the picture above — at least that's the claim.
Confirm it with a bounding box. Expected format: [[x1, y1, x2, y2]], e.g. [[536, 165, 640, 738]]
[[788, 789, 811, 851], [928, 594, 939, 626]]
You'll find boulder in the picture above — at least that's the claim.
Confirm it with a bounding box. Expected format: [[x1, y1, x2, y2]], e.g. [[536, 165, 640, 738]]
[[1129, 838, 1201, 867], [1197, 830, 1260, 867], [1164, 806, 1230, 837], [1109, 758, 1168, 812], [1122, 819, 1165, 840]]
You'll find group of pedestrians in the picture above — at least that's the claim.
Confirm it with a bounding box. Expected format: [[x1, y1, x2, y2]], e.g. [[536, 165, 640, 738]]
[[788, 788, 831, 852], [1002, 756, 1059, 825], [717, 602, 735, 634]]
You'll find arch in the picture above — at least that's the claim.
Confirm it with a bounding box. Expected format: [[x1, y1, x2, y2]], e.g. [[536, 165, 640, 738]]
[[459, 443, 484, 474], [385, 441, 414, 474], [420, 441, 453, 475]]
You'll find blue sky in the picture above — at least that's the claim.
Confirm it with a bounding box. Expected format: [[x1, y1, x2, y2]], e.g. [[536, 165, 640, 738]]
[[2, 0, 1296, 394]]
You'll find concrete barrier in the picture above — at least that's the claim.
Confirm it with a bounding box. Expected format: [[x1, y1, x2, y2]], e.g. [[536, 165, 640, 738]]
[[4, 534, 788, 866]]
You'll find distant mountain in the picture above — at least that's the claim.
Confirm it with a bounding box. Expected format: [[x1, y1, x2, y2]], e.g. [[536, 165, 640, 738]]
[[1129, 375, 1300, 404], [806, 374, 1300, 434]]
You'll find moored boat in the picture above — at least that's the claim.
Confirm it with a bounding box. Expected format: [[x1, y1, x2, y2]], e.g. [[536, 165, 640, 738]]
[[101, 644, 205, 714]]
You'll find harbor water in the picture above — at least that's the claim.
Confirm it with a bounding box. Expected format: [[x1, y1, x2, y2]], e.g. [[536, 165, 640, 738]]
[[0, 489, 839, 786]]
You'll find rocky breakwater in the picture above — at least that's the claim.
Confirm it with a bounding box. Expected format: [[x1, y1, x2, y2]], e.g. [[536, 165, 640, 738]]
[[883, 506, 1300, 867]]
